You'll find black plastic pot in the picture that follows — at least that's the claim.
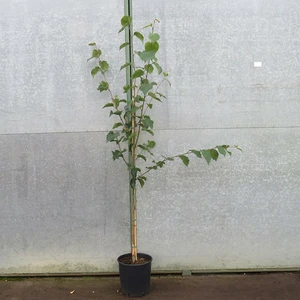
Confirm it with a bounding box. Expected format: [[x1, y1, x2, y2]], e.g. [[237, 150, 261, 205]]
[[117, 253, 152, 297]]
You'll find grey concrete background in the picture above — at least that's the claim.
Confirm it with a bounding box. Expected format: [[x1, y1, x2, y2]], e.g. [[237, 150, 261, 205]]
[[0, 0, 299, 273]]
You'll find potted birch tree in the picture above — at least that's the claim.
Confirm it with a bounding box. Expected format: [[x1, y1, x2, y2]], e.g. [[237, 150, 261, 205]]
[[88, 16, 240, 297]]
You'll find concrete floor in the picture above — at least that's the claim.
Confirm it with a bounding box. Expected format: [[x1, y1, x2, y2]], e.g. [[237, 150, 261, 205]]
[[0, 272, 299, 300]]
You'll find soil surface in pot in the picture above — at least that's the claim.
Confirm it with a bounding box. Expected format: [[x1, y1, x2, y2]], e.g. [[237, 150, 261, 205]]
[[119, 255, 151, 265]]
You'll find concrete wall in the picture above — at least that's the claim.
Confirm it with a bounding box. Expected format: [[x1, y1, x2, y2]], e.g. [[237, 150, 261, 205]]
[[0, 0, 299, 273]]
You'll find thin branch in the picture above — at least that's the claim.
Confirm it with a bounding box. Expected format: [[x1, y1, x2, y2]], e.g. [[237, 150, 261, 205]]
[[133, 69, 150, 152], [116, 141, 129, 166], [142, 77, 167, 116], [137, 151, 190, 179], [102, 72, 128, 131]]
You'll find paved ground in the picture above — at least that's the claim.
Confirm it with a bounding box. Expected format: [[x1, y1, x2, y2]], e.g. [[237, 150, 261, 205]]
[[0, 272, 299, 300]]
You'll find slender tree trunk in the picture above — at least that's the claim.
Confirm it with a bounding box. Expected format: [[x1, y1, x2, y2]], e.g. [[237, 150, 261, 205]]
[[131, 186, 138, 262]]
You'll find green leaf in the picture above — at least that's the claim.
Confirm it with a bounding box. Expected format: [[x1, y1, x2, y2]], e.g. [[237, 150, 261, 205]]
[[137, 177, 145, 187], [119, 16, 132, 33], [190, 150, 202, 158], [106, 131, 120, 142], [147, 140, 156, 148], [137, 154, 147, 161], [148, 165, 157, 170], [119, 26, 126, 33], [130, 167, 139, 188], [165, 157, 174, 161], [91, 66, 101, 77], [121, 15, 132, 27], [134, 31, 144, 43], [153, 62, 162, 74], [134, 95, 144, 102], [142, 117, 154, 129], [145, 41, 159, 53], [99, 60, 109, 73], [125, 104, 141, 113], [102, 103, 114, 109], [119, 136, 126, 143], [156, 160, 165, 168], [97, 81, 109, 92], [109, 110, 122, 116], [130, 106, 138, 113], [132, 69, 144, 79], [119, 42, 129, 50], [128, 132, 137, 142], [210, 149, 219, 161], [221, 145, 230, 152], [130, 179, 136, 188], [113, 97, 120, 108], [148, 92, 161, 101], [163, 72, 168, 77], [137, 50, 156, 62], [145, 64, 154, 74], [140, 82, 153, 95], [112, 122, 123, 129], [120, 62, 131, 71], [147, 103, 153, 109], [157, 92, 166, 99], [179, 155, 190, 167], [92, 49, 102, 58], [138, 144, 153, 156], [149, 33, 160, 42], [201, 150, 211, 164], [88, 42, 96, 46], [112, 150, 125, 160], [138, 145, 147, 151], [235, 145, 242, 152], [217, 146, 226, 156], [143, 129, 154, 136], [123, 85, 131, 93]]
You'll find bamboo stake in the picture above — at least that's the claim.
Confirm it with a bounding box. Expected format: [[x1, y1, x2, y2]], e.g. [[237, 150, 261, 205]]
[[124, 0, 135, 263], [131, 86, 138, 262]]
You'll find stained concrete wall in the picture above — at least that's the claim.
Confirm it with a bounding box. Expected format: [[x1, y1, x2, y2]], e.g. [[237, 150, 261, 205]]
[[0, 0, 299, 273]]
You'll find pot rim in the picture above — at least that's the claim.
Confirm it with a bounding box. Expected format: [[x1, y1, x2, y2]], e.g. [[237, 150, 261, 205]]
[[117, 253, 152, 266]]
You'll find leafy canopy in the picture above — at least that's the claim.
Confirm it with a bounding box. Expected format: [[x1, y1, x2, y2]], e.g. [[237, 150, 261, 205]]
[[88, 17, 241, 188]]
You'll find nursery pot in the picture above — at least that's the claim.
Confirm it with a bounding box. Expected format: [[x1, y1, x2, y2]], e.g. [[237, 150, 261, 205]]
[[117, 253, 152, 297]]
